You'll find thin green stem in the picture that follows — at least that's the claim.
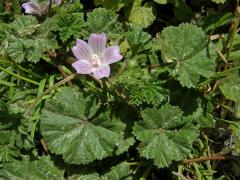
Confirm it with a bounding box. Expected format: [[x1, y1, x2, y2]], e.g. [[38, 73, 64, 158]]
[[16, 64, 42, 79], [0, 58, 42, 79], [49, 0, 52, 14], [0, 65, 39, 85], [140, 163, 152, 180], [126, 162, 145, 166], [212, 43, 228, 64], [198, 65, 240, 87], [24, 73, 77, 116], [177, 165, 184, 180], [225, 3, 240, 60], [183, 155, 230, 164]]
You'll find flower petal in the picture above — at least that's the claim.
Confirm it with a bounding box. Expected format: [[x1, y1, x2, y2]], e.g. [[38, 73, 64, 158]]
[[55, 0, 62, 5], [88, 33, 106, 56], [72, 60, 93, 74], [92, 65, 110, 79], [72, 39, 93, 61], [102, 46, 123, 65], [22, 2, 41, 16]]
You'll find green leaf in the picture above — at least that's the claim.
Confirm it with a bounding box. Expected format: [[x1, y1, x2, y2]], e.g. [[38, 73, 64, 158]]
[[11, 16, 39, 37], [91, 110, 135, 156], [126, 24, 151, 54], [0, 101, 21, 162], [183, 106, 215, 128], [129, 82, 168, 107], [6, 16, 57, 63], [116, 68, 168, 107], [153, 23, 216, 88], [211, 0, 226, 3], [102, 162, 133, 179], [40, 87, 132, 165], [59, 1, 83, 13], [87, 8, 124, 36], [25, 37, 57, 63], [9, 89, 38, 114], [128, 6, 155, 28], [94, 0, 129, 11], [235, 102, 240, 118], [0, 144, 20, 163], [2, 156, 64, 180], [0, 100, 19, 130], [7, 35, 57, 63], [0, 131, 20, 164], [154, 0, 168, 4], [133, 104, 199, 168], [198, 12, 234, 32], [10, 0, 22, 14], [68, 162, 133, 179], [0, 22, 9, 42], [69, 162, 133, 179], [219, 72, 240, 102], [0, 170, 9, 180], [169, 86, 214, 127], [69, 174, 100, 180], [55, 13, 85, 42], [0, 93, 36, 151], [0, 80, 15, 87], [226, 121, 240, 154], [7, 35, 24, 63]]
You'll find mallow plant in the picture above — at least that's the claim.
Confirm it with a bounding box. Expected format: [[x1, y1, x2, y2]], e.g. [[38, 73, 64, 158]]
[[0, 0, 240, 179]]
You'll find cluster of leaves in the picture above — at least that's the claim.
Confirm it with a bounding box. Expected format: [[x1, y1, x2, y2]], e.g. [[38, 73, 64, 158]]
[[0, 0, 240, 179]]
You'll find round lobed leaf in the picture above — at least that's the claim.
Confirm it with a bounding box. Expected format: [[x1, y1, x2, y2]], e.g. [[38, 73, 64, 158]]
[[153, 23, 216, 88], [2, 156, 64, 180], [40, 87, 132, 165], [219, 72, 240, 103], [133, 104, 199, 168]]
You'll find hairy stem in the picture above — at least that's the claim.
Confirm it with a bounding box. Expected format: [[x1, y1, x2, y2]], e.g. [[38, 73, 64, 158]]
[[24, 73, 77, 116], [183, 155, 230, 164], [225, 4, 240, 60], [0, 65, 40, 85]]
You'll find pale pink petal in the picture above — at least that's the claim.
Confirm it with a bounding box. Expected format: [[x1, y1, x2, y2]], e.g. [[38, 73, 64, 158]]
[[88, 33, 106, 56], [22, 2, 41, 16], [102, 46, 123, 65], [92, 65, 110, 79], [72, 39, 93, 62], [72, 60, 93, 74], [55, 0, 62, 5]]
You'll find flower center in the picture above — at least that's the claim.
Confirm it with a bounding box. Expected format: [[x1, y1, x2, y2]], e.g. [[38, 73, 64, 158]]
[[91, 54, 101, 67]]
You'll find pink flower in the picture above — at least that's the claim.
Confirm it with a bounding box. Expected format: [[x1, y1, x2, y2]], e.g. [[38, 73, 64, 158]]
[[55, 0, 62, 5], [72, 33, 123, 79], [22, 0, 50, 16]]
